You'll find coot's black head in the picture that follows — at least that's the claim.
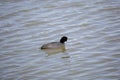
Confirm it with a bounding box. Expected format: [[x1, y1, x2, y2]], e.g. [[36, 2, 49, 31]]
[[60, 36, 68, 43]]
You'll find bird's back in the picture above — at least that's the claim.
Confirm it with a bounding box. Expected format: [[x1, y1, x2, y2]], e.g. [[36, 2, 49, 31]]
[[41, 42, 65, 49]]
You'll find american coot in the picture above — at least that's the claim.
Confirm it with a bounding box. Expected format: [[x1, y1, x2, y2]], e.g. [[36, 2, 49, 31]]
[[41, 36, 68, 49]]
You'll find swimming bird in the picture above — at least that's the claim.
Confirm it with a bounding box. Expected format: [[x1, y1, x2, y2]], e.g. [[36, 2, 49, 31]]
[[41, 36, 68, 49]]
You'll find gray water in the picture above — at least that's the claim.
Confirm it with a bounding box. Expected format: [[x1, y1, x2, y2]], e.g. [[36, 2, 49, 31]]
[[0, 0, 120, 80]]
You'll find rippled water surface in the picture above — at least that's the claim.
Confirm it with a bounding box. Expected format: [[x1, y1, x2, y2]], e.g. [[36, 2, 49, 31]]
[[0, 0, 120, 80]]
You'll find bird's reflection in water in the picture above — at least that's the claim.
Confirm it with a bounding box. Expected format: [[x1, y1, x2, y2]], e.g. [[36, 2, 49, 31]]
[[42, 48, 70, 58]]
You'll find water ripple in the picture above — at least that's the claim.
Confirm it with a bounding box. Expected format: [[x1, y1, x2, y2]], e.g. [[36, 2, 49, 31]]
[[0, 0, 120, 80]]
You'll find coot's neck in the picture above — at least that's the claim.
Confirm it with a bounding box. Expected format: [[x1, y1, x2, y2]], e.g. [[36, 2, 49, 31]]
[[60, 39, 65, 44]]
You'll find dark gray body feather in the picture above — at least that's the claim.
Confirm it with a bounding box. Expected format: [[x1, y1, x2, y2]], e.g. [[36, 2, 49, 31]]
[[41, 42, 65, 49]]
